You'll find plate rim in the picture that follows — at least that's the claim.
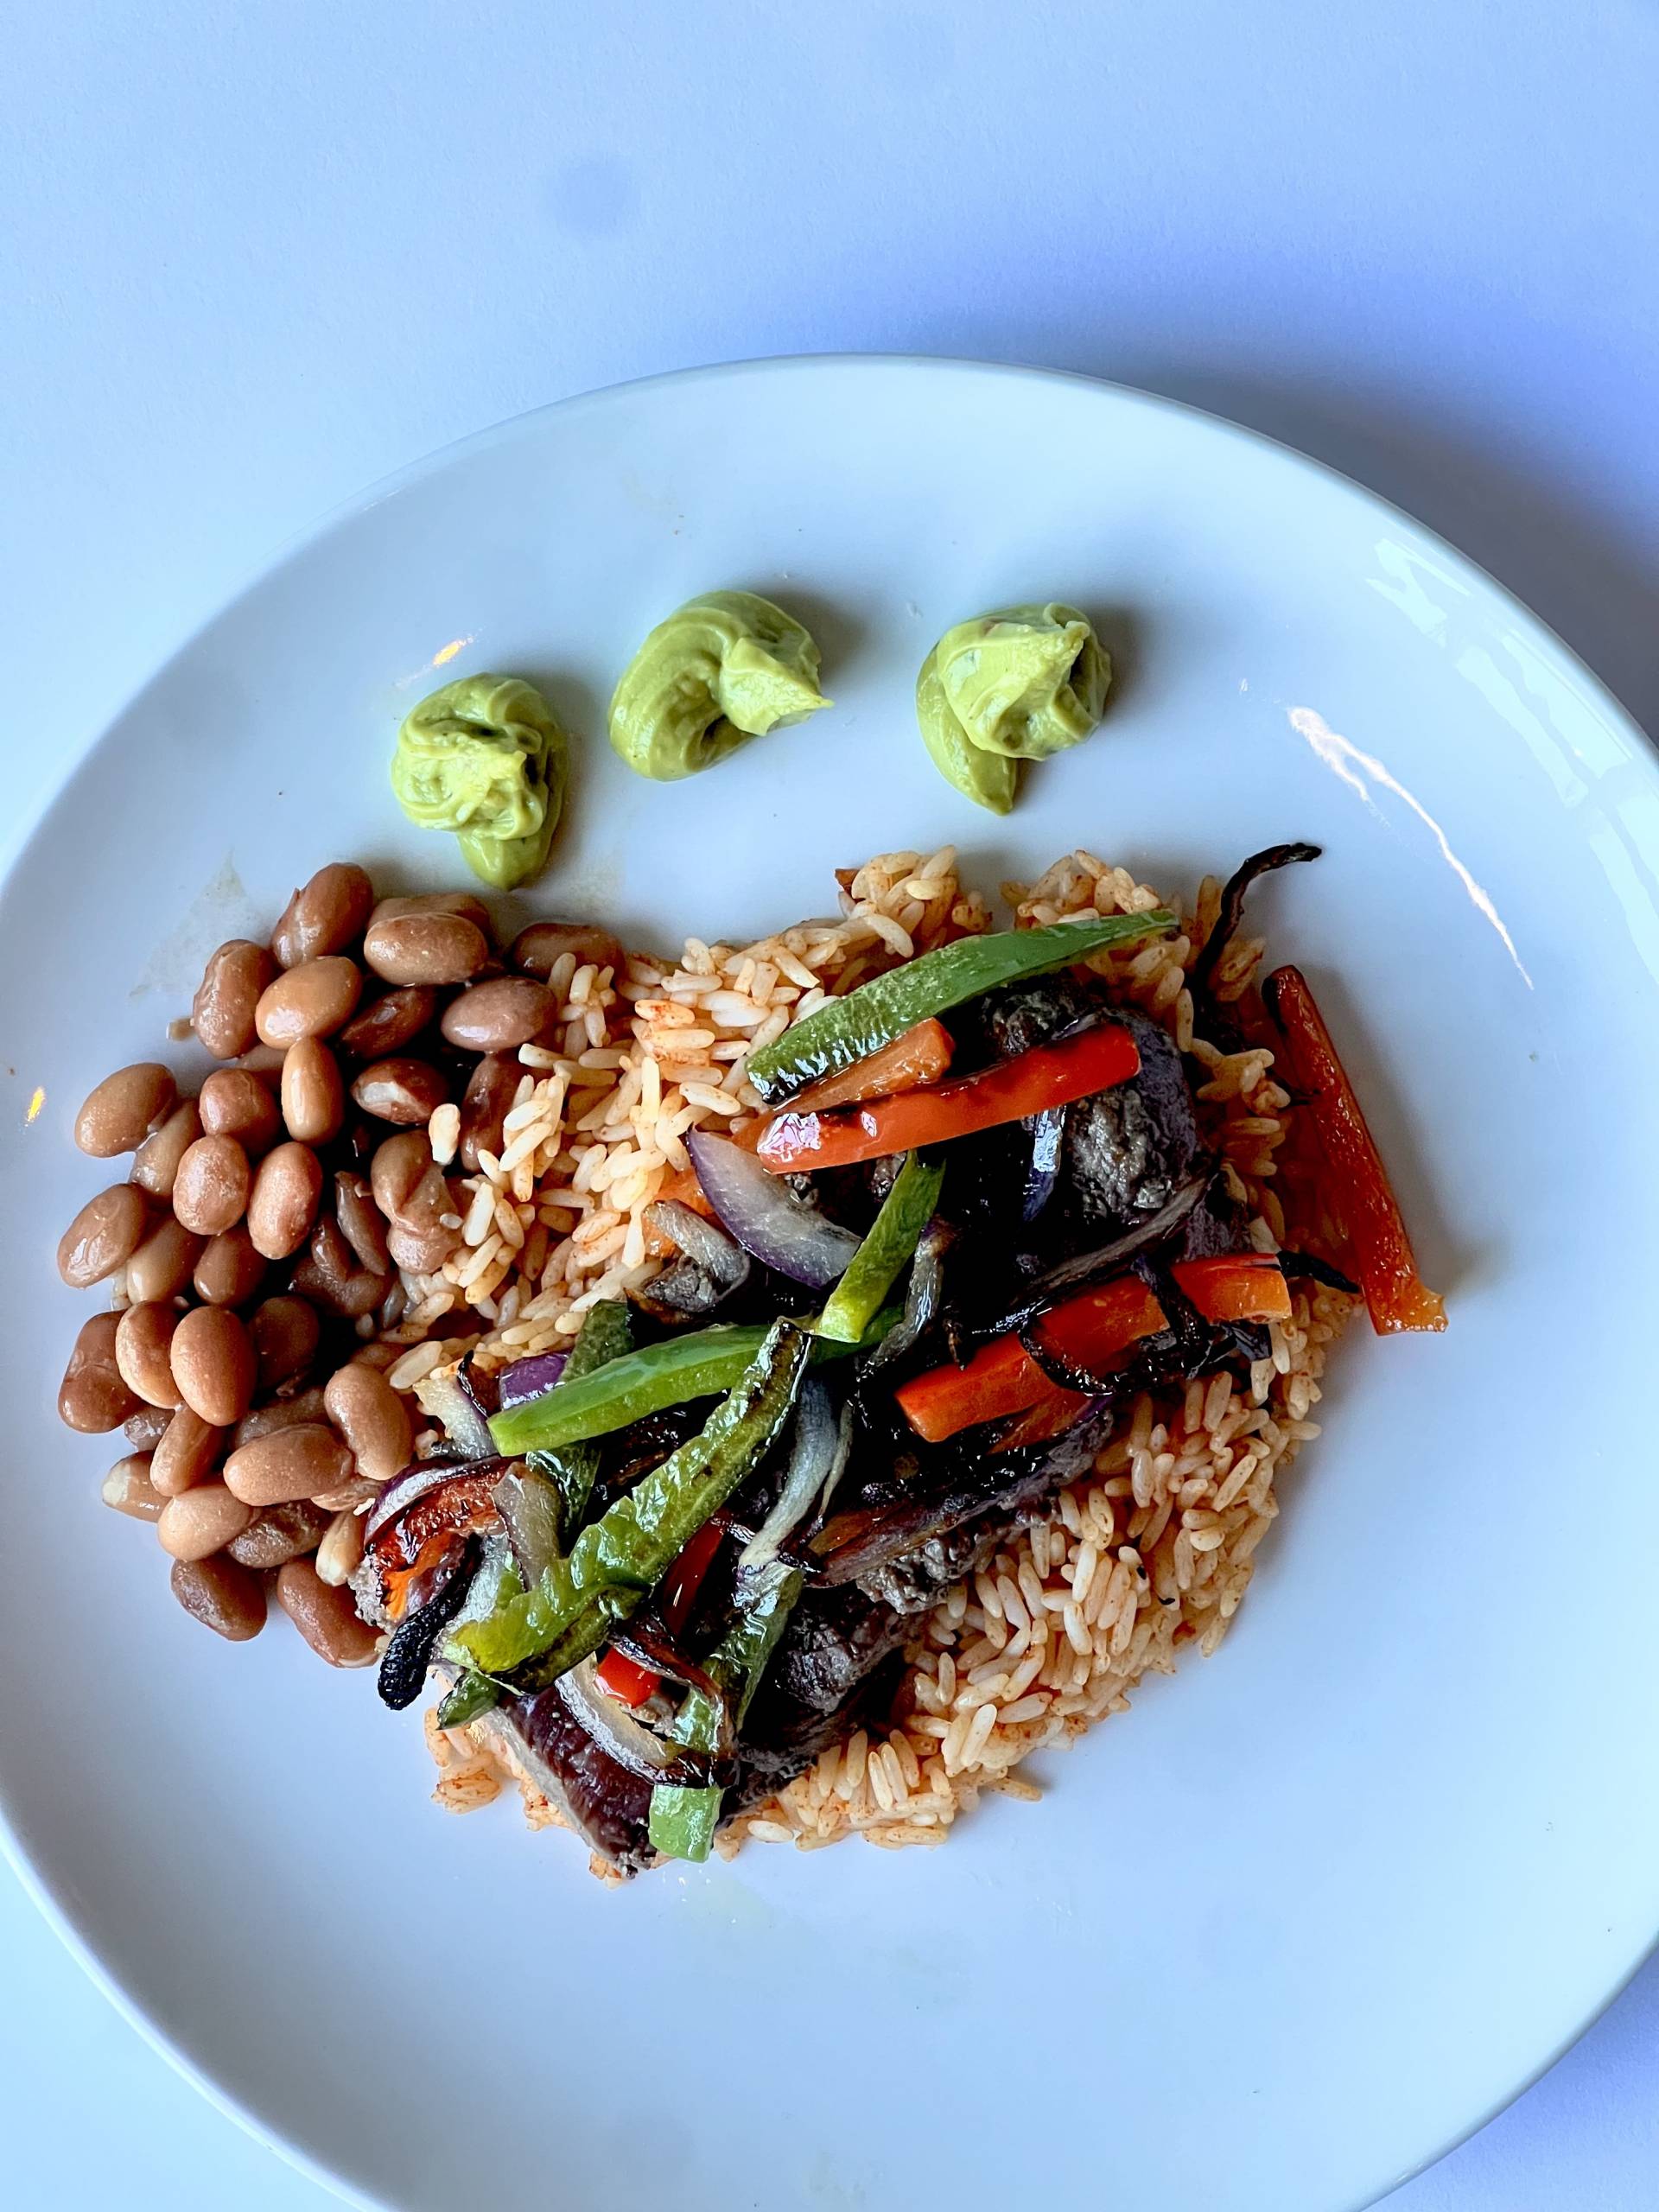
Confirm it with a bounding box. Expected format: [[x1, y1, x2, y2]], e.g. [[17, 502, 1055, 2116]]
[[3, 351, 1654, 2212]]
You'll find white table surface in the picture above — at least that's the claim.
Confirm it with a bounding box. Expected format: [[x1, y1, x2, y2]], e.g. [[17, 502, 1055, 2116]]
[[4, 4, 1656, 2206]]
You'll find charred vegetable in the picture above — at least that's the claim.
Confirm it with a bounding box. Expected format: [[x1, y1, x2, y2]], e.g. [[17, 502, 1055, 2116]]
[[744, 912, 1174, 1104], [1189, 842, 1321, 1003], [897, 1255, 1294, 1443], [816, 1152, 945, 1344], [686, 1128, 861, 1286], [757, 1023, 1141, 1173], [632, 1201, 751, 1321], [378, 1540, 480, 1710], [1263, 965, 1446, 1333], [491, 1311, 895, 1456], [528, 1299, 636, 1545], [453, 1322, 810, 1687], [648, 1557, 805, 1863]]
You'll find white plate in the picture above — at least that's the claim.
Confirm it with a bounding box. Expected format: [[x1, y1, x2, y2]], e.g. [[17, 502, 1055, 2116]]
[[3, 359, 1656, 2212]]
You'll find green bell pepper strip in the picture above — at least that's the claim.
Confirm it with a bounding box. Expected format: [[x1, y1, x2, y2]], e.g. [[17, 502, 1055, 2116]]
[[434, 1666, 500, 1730], [523, 1298, 633, 1541], [453, 1321, 810, 1687], [815, 1152, 946, 1344], [647, 1559, 805, 1863], [743, 912, 1175, 1105], [489, 1308, 899, 1457]]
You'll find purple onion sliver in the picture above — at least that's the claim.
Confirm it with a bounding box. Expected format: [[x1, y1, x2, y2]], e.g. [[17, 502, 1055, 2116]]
[[686, 1128, 861, 1288], [498, 1351, 569, 1409]]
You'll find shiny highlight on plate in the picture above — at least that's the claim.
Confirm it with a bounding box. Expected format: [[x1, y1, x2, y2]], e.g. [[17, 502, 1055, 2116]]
[[1288, 706, 1531, 986]]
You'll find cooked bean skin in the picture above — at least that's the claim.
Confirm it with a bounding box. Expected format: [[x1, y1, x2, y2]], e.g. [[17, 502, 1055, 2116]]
[[58, 1183, 149, 1287], [223, 1423, 354, 1507], [194, 941, 278, 1060], [133, 1100, 202, 1198], [246, 1141, 323, 1259], [74, 1064, 177, 1156], [270, 863, 374, 968], [441, 977, 554, 1052], [170, 1554, 266, 1640], [60, 1313, 143, 1433], [276, 1558, 379, 1666], [362, 911, 489, 988], [253, 957, 363, 1048], [172, 1135, 251, 1236], [350, 1057, 448, 1126]]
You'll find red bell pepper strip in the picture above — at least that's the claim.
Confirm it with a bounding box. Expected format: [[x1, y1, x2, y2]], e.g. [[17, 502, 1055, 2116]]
[[1263, 966, 1446, 1335], [594, 1516, 728, 1707], [896, 1256, 1293, 1445], [594, 1649, 661, 1707], [787, 1019, 955, 1115], [757, 1023, 1141, 1173]]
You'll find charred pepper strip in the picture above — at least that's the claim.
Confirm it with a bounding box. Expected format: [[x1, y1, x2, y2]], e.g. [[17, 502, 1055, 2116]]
[[815, 1151, 946, 1344], [744, 912, 1175, 1104], [1263, 966, 1446, 1335], [524, 1297, 633, 1541], [453, 1322, 810, 1685], [647, 1559, 805, 1863], [492, 1323, 772, 1453], [490, 1311, 898, 1454], [434, 1667, 499, 1729], [758, 1023, 1141, 1173]]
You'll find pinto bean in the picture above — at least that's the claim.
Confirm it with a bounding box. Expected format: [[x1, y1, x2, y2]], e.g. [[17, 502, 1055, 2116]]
[[192, 1225, 267, 1306], [169, 1554, 266, 1640], [58, 1183, 149, 1287], [150, 1406, 226, 1497], [253, 957, 363, 1047], [114, 1302, 185, 1409], [133, 1099, 202, 1198], [276, 1558, 379, 1666], [270, 862, 375, 967], [125, 1215, 205, 1304], [247, 1294, 321, 1392], [193, 941, 277, 1059], [280, 1037, 345, 1144], [322, 1361, 412, 1485], [226, 1498, 331, 1569], [508, 920, 625, 979], [246, 1141, 322, 1259], [362, 910, 489, 988], [223, 1423, 353, 1506], [198, 1068, 282, 1155], [172, 1135, 251, 1236], [458, 1052, 520, 1172], [334, 1172, 391, 1274], [158, 1481, 255, 1562], [350, 1057, 448, 1126], [60, 1313, 142, 1433], [337, 985, 438, 1060], [168, 1306, 257, 1427], [103, 1454, 164, 1521], [74, 1064, 177, 1156]]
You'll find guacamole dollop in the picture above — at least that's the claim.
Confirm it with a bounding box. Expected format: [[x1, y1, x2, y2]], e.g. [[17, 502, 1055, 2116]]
[[914, 650, 1019, 815], [391, 674, 569, 890], [608, 589, 830, 781], [930, 602, 1110, 762]]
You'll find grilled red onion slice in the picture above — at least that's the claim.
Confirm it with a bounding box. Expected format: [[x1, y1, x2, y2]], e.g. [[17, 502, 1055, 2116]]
[[686, 1129, 861, 1287], [497, 1351, 568, 1410]]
